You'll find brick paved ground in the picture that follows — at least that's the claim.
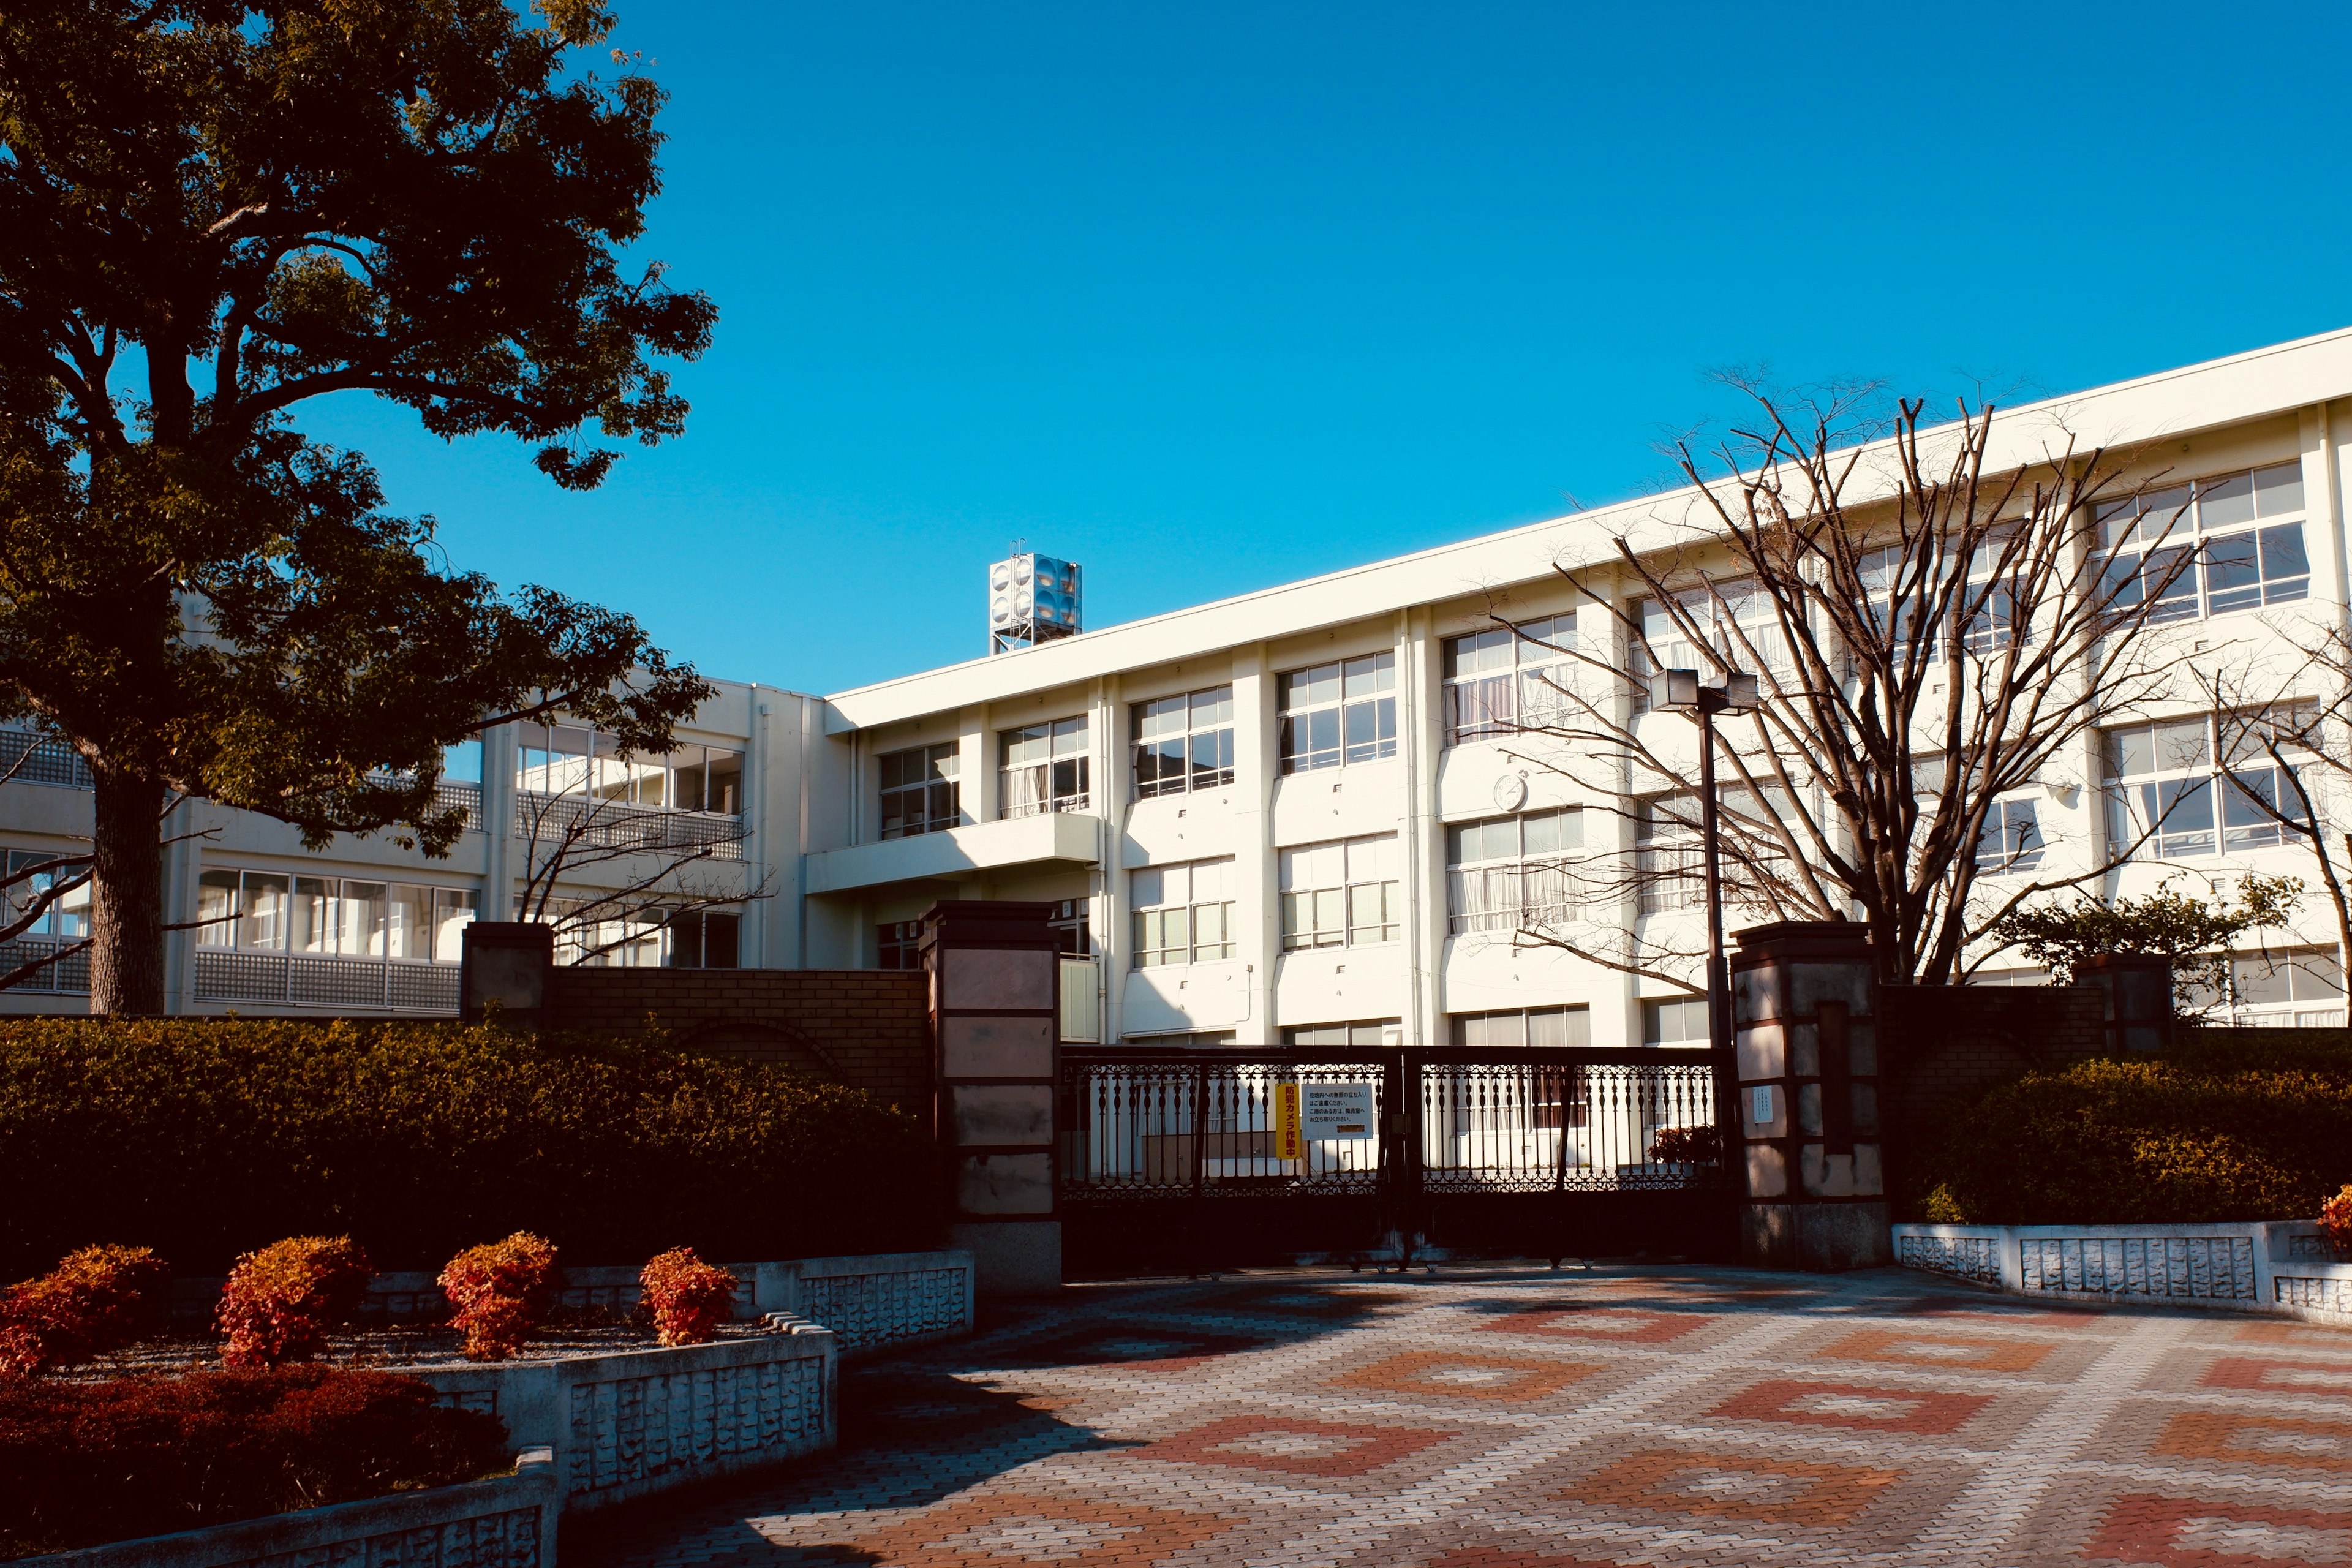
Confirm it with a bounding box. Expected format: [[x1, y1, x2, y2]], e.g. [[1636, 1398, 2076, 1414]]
[[568, 1265, 2352, 1568]]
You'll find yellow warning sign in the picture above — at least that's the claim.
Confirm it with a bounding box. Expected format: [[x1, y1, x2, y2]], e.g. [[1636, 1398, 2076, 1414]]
[[1273, 1080, 1303, 1161]]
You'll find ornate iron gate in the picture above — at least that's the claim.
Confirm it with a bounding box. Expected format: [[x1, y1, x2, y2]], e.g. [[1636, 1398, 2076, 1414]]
[[1057, 1048, 1735, 1275]]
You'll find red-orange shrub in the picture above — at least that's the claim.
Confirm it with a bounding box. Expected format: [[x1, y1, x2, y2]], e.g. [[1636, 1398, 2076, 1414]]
[[217, 1237, 372, 1370], [0, 1366, 510, 1558], [638, 1247, 736, 1346], [0, 1245, 172, 1376], [437, 1232, 559, 1361], [2322, 1184, 2352, 1256]]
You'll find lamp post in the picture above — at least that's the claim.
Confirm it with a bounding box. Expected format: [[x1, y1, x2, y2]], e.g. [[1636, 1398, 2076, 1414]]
[[1651, 668, 1759, 1159]]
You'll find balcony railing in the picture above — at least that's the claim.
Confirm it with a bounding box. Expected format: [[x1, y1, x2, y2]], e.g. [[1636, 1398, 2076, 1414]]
[[0, 729, 92, 790], [0, 937, 89, 993], [194, 949, 459, 1012], [514, 791, 746, 861]]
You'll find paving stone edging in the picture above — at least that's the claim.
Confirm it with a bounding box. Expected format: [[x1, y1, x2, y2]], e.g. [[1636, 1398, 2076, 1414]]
[[1893, 1219, 2352, 1322], [17, 1449, 558, 1568]]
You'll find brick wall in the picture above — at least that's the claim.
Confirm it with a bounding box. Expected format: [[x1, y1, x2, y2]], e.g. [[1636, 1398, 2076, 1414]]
[[1878, 984, 2108, 1140], [546, 968, 932, 1112]]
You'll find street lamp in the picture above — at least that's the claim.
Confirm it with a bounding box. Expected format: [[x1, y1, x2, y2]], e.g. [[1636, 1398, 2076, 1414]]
[[1650, 669, 1760, 1144]]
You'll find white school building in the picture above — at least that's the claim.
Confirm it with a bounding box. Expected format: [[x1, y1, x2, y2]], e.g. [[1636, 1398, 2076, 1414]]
[[9, 328, 2352, 1036]]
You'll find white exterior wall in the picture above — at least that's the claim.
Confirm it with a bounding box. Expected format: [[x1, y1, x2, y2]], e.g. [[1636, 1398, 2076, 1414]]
[[13, 329, 2352, 1027]]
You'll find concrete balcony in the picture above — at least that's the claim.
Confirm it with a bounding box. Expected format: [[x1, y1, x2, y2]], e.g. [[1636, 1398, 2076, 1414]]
[[805, 810, 1101, 895]]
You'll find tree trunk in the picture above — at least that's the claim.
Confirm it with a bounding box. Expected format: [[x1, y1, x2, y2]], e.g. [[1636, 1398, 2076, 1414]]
[[89, 766, 167, 1016]]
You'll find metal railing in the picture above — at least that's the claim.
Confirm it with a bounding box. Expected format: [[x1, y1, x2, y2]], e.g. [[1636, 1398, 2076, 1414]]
[[193, 949, 460, 1012], [1418, 1057, 1716, 1193], [514, 790, 745, 861], [0, 729, 92, 790], [0, 936, 89, 993], [1060, 1054, 1388, 1198], [1058, 1048, 1721, 1202]]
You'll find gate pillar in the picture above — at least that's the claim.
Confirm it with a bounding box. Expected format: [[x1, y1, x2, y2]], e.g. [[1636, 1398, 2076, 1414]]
[[1730, 921, 1890, 1272], [924, 900, 1062, 1295]]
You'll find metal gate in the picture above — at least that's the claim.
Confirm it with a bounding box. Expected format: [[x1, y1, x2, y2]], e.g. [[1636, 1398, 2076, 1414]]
[[1057, 1048, 1735, 1275]]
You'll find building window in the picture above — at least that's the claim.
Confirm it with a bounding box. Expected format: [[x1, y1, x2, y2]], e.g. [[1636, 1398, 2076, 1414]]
[[196, 869, 477, 962], [2199, 946, 2345, 1025], [879, 742, 960, 839], [1131, 859, 1235, 967], [1284, 1019, 1401, 1046], [2104, 708, 2316, 860], [1278, 652, 1396, 773], [878, 919, 924, 970], [1447, 809, 1581, 933], [1280, 834, 1400, 950], [515, 724, 743, 815], [1641, 997, 1708, 1046], [1450, 1006, 1590, 1047], [1001, 716, 1090, 817], [666, 910, 741, 969], [3, 850, 89, 938], [1967, 967, 2050, 987], [1133, 685, 1235, 798], [2098, 461, 2310, 624], [1122, 1030, 1238, 1046], [1856, 532, 2022, 661], [1051, 898, 1094, 957], [1442, 614, 1575, 745], [1632, 582, 1785, 710], [1974, 797, 2044, 876]]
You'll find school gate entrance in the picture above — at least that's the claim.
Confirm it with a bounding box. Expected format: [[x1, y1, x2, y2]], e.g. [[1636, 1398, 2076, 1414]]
[[1056, 1046, 1736, 1275]]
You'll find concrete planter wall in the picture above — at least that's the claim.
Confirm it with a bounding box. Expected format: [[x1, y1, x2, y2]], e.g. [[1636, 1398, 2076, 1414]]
[[409, 1325, 837, 1515], [18, 1449, 557, 1568], [166, 1248, 976, 1354], [1893, 1220, 2352, 1323]]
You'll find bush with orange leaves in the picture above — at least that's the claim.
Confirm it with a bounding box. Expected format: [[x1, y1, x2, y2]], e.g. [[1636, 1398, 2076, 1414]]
[[2322, 1185, 2352, 1257], [217, 1237, 372, 1370], [436, 1233, 559, 1361], [0, 1245, 172, 1376], [638, 1248, 736, 1346]]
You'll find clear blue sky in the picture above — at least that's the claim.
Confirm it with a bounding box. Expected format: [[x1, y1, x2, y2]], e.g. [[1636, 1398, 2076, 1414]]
[[309, 2, 2352, 696]]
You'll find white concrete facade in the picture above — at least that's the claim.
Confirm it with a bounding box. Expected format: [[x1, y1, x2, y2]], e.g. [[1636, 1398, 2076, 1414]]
[[12, 328, 2352, 1031]]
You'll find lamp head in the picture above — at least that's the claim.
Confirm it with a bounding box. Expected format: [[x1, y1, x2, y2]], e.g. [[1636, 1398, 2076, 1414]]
[[1651, 668, 1700, 710], [1723, 671, 1760, 711]]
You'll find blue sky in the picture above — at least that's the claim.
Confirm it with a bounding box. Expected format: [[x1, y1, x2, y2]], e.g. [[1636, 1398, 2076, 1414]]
[[309, 2, 2352, 696]]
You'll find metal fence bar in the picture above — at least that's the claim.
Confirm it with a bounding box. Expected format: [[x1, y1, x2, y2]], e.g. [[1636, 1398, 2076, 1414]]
[[1058, 1051, 1717, 1200]]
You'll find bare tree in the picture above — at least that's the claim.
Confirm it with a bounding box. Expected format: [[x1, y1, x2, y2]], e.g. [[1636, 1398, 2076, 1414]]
[[1461, 380, 2199, 989], [511, 782, 771, 966]]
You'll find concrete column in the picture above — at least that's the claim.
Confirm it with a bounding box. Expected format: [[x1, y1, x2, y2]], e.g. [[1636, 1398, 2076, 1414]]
[[1594, 568, 1645, 1052], [743, 691, 771, 968], [2310, 404, 2348, 609], [961, 707, 995, 825], [1098, 676, 1128, 1041], [480, 723, 518, 921], [925, 899, 1061, 1294], [160, 797, 203, 1014], [1730, 919, 1888, 1271], [1400, 606, 1444, 1045], [1231, 643, 1278, 1044]]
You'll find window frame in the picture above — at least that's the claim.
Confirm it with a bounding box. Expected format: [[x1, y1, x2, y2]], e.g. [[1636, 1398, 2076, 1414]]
[[878, 741, 962, 839], [1131, 685, 1236, 799], [1445, 808, 1583, 933], [999, 715, 1091, 818], [2104, 707, 2317, 861], [1131, 859, 1235, 968], [1276, 652, 1398, 774], [1441, 614, 1576, 747], [2097, 460, 2311, 626], [1279, 834, 1401, 951]]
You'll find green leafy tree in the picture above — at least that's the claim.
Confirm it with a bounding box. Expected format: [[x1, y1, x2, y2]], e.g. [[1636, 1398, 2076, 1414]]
[[1987, 873, 2305, 1015], [0, 0, 719, 1011]]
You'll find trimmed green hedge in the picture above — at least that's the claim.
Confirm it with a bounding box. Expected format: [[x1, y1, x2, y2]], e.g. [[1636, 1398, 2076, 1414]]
[[0, 1018, 944, 1276], [1915, 1032, 2352, 1225]]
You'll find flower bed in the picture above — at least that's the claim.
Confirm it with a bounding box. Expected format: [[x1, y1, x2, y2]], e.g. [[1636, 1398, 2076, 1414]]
[[0, 1367, 514, 1560]]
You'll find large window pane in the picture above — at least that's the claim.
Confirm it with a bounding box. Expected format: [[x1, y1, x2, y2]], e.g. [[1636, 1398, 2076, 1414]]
[[292, 876, 334, 954], [196, 870, 239, 948], [240, 873, 290, 951]]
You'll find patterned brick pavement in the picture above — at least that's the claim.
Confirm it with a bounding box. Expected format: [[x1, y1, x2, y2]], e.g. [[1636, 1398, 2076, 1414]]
[[566, 1265, 2352, 1568]]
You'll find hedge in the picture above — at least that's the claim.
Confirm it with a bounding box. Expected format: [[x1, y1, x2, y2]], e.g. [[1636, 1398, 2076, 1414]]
[[1915, 1033, 2352, 1225], [0, 1018, 944, 1276], [0, 1366, 510, 1559]]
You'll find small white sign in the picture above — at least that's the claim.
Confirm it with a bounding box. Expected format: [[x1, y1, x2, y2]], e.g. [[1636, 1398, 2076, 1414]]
[[1303, 1083, 1376, 1140], [1751, 1085, 1776, 1126]]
